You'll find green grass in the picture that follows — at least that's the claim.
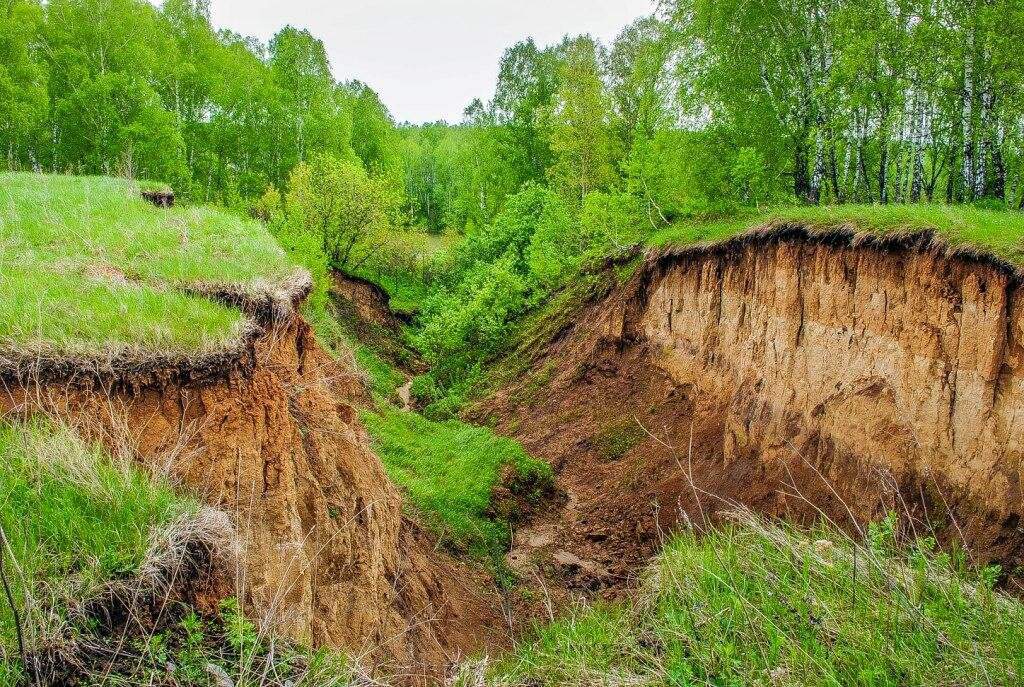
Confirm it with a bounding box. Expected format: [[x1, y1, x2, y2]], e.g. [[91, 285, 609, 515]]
[[480, 512, 1024, 686], [0, 173, 299, 356], [0, 419, 194, 682], [361, 405, 552, 562], [355, 345, 406, 400], [651, 204, 1024, 262]]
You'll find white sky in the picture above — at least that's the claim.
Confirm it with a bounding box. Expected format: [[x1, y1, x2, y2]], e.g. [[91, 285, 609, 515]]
[[196, 0, 657, 124]]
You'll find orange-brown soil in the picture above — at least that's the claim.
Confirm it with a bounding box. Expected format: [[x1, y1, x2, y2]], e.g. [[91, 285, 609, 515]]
[[479, 227, 1024, 601], [1, 313, 503, 680]]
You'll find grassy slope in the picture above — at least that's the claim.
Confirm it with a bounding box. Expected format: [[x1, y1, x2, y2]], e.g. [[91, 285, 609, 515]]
[[484, 513, 1024, 686], [0, 173, 297, 356], [362, 405, 551, 563], [652, 204, 1024, 261], [0, 420, 193, 681]]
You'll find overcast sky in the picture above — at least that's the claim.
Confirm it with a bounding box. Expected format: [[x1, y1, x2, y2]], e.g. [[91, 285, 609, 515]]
[[195, 0, 657, 124]]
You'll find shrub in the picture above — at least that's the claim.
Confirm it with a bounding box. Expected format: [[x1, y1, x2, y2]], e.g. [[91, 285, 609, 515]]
[[416, 255, 528, 391]]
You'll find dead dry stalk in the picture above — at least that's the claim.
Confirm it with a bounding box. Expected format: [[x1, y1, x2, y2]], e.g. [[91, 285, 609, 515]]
[[0, 523, 31, 684]]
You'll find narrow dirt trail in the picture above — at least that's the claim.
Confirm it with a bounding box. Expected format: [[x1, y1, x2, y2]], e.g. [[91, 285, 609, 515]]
[[398, 376, 414, 411]]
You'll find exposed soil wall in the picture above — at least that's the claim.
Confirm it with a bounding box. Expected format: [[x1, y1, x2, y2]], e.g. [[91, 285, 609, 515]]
[[483, 227, 1024, 596], [1, 314, 501, 678]]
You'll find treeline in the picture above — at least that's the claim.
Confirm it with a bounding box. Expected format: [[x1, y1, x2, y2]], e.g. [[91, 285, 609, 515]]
[[402, 0, 1024, 234], [401, 0, 1024, 415], [0, 0, 403, 203]]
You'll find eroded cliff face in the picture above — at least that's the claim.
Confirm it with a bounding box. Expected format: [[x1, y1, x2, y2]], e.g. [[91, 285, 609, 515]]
[[484, 228, 1024, 596], [1, 316, 499, 676], [632, 234, 1024, 542]]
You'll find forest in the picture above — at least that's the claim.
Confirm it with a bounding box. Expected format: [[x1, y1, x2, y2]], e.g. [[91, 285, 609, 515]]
[[4, 0, 1023, 215]]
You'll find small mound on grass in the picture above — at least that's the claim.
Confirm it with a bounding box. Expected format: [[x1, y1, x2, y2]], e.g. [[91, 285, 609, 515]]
[[479, 510, 1024, 686], [0, 173, 305, 373]]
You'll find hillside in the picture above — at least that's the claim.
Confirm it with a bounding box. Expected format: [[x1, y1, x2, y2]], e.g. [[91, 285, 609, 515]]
[[0, 174, 502, 685]]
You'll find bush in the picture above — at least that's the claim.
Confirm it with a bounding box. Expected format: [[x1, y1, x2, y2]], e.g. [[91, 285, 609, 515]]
[[417, 254, 528, 392]]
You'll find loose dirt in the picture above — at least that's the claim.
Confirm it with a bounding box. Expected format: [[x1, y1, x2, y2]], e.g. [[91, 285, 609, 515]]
[[478, 227, 1024, 607]]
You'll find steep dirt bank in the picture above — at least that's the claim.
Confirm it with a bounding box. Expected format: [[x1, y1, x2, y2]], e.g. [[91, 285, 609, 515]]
[[330, 271, 422, 373], [1, 307, 502, 679], [481, 226, 1024, 598]]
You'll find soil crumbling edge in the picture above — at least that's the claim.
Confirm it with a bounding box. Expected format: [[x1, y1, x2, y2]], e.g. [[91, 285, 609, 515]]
[[0, 271, 313, 391]]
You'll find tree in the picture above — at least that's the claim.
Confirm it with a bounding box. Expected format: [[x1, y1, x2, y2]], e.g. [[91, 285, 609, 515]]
[[546, 36, 619, 204], [53, 72, 188, 185], [0, 0, 48, 167], [607, 16, 673, 156], [491, 39, 561, 186], [284, 154, 396, 271]]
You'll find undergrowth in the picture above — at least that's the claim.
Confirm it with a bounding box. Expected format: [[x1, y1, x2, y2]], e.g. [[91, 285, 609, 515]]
[[361, 405, 552, 566], [93, 597, 352, 687], [0, 418, 193, 683], [471, 511, 1024, 686]]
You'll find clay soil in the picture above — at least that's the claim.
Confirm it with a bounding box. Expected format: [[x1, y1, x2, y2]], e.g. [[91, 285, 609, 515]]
[[475, 230, 1024, 609]]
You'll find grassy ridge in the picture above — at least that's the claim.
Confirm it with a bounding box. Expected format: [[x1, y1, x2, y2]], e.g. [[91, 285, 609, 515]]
[[482, 513, 1024, 686], [652, 204, 1024, 261], [0, 173, 298, 356]]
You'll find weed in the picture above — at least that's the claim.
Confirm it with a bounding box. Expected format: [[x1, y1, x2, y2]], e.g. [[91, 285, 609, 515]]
[[592, 419, 645, 461]]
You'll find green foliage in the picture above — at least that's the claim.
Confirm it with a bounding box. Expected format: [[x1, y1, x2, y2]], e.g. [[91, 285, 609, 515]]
[[483, 514, 1024, 686], [0, 0, 407, 207], [414, 182, 648, 411], [255, 154, 401, 341], [284, 154, 398, 271], [0, 419, 192, 678], [0, 0, 48, 165], [592, 419, 646, 461], [361, 405, 552, 562], [418, 255, 528, 399], [664, 0, 1024, 207], [0, 172, 298, 355], [53, 72, 189, 188], [546, 36, 619, 205]]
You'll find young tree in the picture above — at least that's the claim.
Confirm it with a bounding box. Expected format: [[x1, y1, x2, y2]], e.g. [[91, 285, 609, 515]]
[[546, 36, 618, 204], [284, 154, 396, 271]]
